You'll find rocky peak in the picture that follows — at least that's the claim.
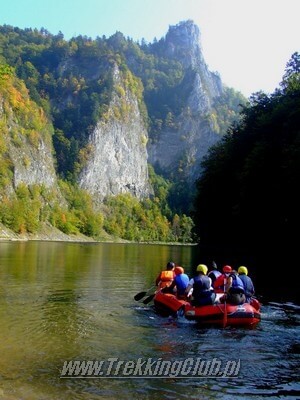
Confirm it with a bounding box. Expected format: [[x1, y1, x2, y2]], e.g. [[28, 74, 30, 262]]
[[164, 20, 205, 69], [148, 21, 224, 183]]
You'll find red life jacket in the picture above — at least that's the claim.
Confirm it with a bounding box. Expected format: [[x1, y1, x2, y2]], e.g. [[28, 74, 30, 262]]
[[213, 273, 227, 293]]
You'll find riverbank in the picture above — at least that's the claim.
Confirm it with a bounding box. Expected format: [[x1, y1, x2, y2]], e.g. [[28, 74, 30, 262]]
[[0, 222, 196, 245], [0, 222, 108, 243]]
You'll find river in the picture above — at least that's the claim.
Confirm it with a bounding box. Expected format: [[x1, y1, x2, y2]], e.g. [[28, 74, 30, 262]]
[[0, 241, 299, 399]]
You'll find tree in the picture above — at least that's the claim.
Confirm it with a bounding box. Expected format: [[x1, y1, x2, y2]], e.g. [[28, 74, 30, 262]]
[[281, 52, 300, 92], [193, 66, 300, 253]]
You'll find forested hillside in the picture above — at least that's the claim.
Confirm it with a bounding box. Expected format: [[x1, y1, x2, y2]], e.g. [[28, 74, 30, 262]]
[[0, 21, 247, 242], [193, 52, 299, 257], [4, 21, 295, 246]]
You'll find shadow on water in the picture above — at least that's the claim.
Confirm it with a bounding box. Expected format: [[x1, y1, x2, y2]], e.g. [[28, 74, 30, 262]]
[[193, 243, 299, 305]]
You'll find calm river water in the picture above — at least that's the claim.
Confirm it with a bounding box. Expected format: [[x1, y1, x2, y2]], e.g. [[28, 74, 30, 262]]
[[0, 241, 299, 399]]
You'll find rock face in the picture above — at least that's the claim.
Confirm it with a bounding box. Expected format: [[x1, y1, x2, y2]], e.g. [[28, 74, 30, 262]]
[[0, 20, 240, 208], [0, 77, 57, 194], [78, 65, 152, 203], [9, 135, 57, 189], [147, 20, 223, 182]]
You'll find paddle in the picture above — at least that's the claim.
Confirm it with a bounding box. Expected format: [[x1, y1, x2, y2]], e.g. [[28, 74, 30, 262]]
[[223, 277, 228, 328], [143, 293, 156, 304], [134, 286, 155, 301], [223, 297, 228, 328], [143, 286, 166, 304]]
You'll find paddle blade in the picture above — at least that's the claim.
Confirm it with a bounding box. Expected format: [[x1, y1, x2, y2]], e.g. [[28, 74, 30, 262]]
[[143, 294, 155, 304], [134, 291, 147, 301], [223, 302, 227, 328]]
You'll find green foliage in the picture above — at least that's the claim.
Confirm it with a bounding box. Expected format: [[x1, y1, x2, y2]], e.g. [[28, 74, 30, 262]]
[[103, 193, 170, 241], [148, 164, 172, 217], [0, 64, 14, 80], [0, 183, 41, 233], [0, 179, 104, 238], [0, 65, 53, 149], [171, 213, 195, 243], [0, 23, 243, 184], [193, 53, 300, 251], [211, 87, 248, 135], [103, 193, 193, 242], [280, 52, 300, 92], [0, 127, 14, 188], [58, 180, 104, 237], [3, 23, 286, 245]]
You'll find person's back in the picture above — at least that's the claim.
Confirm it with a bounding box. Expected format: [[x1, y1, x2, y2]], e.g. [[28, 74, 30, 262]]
[[208, 262, 222, 285], [238, 266, 255, 302], [186, 264, 215, 306], [172, 266, 189, 298], [213, 265, 232, 293], [225, 271, 246, 305], [155, 261, 175, 289]]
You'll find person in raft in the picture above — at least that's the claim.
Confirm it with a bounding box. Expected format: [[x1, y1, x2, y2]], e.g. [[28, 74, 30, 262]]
[[163, 266, 189, 299], [221, 269, 246, 305], [213, 265, 233, 293], [185, 264, 216, 306], [207, 260, 222, 285], [238, 266, 255, 303], [155, 261, 175, 289]]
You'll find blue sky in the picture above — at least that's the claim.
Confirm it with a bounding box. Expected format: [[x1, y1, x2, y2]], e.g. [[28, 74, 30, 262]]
[[1, 0, 299, 98]]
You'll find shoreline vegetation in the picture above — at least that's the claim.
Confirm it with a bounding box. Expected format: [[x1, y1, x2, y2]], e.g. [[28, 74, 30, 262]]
[[0, 222, 196, 245], [0, 221, 96, 242]]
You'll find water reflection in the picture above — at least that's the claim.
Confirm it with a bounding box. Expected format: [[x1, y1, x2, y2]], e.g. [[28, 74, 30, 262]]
[[0, 241, 299, 399]]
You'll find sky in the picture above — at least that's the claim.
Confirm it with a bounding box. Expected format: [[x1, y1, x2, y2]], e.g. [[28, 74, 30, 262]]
[[0, 0, 299, 98]]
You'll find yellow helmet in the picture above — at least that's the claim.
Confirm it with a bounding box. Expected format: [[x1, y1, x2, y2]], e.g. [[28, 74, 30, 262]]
[[238, 266, 248, 275], [196, 264, 208, 274]]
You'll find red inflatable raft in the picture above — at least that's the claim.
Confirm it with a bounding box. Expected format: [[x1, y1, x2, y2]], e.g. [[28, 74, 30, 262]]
[[153, 291, 188, 317], [153, 291, 261, 327]]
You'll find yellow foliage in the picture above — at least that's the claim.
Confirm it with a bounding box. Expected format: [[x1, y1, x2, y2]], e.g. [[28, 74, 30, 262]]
[[22, 156, 31, 168], [78, 144, 94, 165], [61, 213, 67, 224], [28, 129, 40, 147], [141, 134, 148, 146], [115, 85, 126, 98], [18, 223, 26, 234], [0, 118, 8, 137], [0, 70, 52, 148]]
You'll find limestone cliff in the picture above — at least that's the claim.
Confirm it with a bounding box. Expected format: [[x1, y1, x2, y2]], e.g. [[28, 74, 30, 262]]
[[8, 130, 56, 189], [0, 21, 244, 209], [147, 20, 224, 183], [0, 71, 57, 194], [78, 64, 152, 203]]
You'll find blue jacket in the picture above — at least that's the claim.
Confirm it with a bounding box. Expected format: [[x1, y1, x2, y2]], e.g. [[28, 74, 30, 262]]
[[174, 273, 189, 296], [239, 274, 255, 299], [208, 269, 222, 284], [229, 274, 245, 294]]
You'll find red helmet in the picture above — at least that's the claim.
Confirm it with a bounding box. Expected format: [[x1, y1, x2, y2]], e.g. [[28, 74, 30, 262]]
[[174, 266, 184, 275], [223, 265, 232, 273]]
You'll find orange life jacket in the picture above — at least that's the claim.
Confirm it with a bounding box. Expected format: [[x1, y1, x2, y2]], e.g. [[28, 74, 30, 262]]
[[158, 270, 174, 288]]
